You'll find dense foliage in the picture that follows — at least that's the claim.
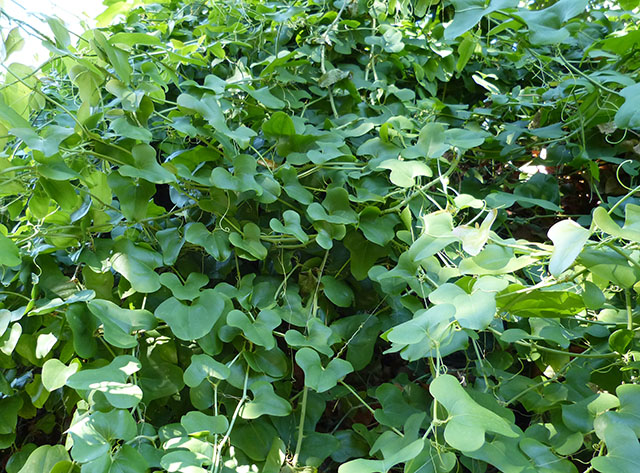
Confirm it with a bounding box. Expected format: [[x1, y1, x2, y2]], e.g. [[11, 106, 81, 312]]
[[1, 0, 640, 471]]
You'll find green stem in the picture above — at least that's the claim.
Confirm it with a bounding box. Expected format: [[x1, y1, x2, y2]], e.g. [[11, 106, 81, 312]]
[[606, 243, 640, 272], [381, 152, 461, 215], [626, 289, 634, 331], [292, 386, 308, 466], [489, 327, 618, 359]]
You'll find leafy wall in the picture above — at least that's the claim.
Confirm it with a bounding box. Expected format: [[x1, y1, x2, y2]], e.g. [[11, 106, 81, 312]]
[[1, 0, 640, 472]]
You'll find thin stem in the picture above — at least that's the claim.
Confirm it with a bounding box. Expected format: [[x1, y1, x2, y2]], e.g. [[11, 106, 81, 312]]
[[626, 289, 634, 331], [488, 327, 618, 359], [291, 386, 308, 466], [339, 381, 404, 437], [381, 152, 461, 215], [606, 242, 640, 272], [213, 367, 249, 473]]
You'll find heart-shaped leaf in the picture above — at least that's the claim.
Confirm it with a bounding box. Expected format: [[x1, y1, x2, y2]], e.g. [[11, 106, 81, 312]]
[[88, 299, 156, 349], [184, 222, 231, 261], [226, 309, 280, 349], [378, 159, 432, 187], [285, 318, 338, 357], [66, 356, 142, 409], [41, 359, 79, 391], [155, 289, 226, 340], [295, 348, 353, 393], [181, 411, 228, 435], [110, 239, 163, 293], [240, 381, 292, 419], [270, 210, 309, 243], [183, 354, 230, 387], [159, 272, 209, 301], [429, 374, 519, 452]]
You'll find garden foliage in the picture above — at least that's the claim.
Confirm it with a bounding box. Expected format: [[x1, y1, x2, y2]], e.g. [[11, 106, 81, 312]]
[[1, 0, 640, 471]]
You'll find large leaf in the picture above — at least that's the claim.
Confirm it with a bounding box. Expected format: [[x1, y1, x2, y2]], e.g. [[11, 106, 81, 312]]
[[155, 289, 226, 340], [430, 374, 519, 452]]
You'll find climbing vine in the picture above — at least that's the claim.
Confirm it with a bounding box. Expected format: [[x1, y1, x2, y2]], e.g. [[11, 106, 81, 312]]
[[1, 0, 640, 472]]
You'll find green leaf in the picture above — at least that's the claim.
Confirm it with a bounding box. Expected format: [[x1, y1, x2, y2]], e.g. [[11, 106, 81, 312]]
[[87, 299, 156, 349], [10, 126, 74, 157], [238, 85, 286, 109], [386, 304, 468, 361], [68, 409, 137, 463], [184, 222, 231, 261], [497, 285, 585, 318], [295, 347, 353, 393], [155, 289, 226, 340], [157, 227, 184, 265], [241, 381, 292, 419], [321, 276, 354, 307], [285, 318, 338, 357], [410, 211, 457, 261], [429, 277, 504, 330], [593, 205, 640, 242], [592, 413, 640, 473], [109, 32, 162, 47], [452, 209, 497, 256], [378, 159, 432, 188], [93, 30, 132, 84], [181, 411, 228, 435], [270, 210, 309, 243], [358, 206, 398, 246], [548, 219, 591, 276], [262, 111, 296, 138], [41, 359, 79, 391], [226, 309, 280, 349], [110, 239, 162, 293], [183, 354, 230, 387], [307, 187, 358, 225], [457, 35, 477, 72], [519, 0, 589, 45], [229, 223, 268, 260], [159, 272, 208, 301], [615, 83, 640, 129], [119, 144, 175, 183], [609, 384, 640, 436], [338, 439, 425, 473], [430, 374, 518, 452], [66, 355, 143, 409], [211, 154, 262, 195], [107, 173, 155, 222], [17, 445, 69, 473], [445, 0, 519, 40], [0, 230, 21, 267], [110, 117, 152, 142]]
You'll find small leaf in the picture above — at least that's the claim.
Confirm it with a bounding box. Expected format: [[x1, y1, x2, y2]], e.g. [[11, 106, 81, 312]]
[[110, 240, 162, 293]]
